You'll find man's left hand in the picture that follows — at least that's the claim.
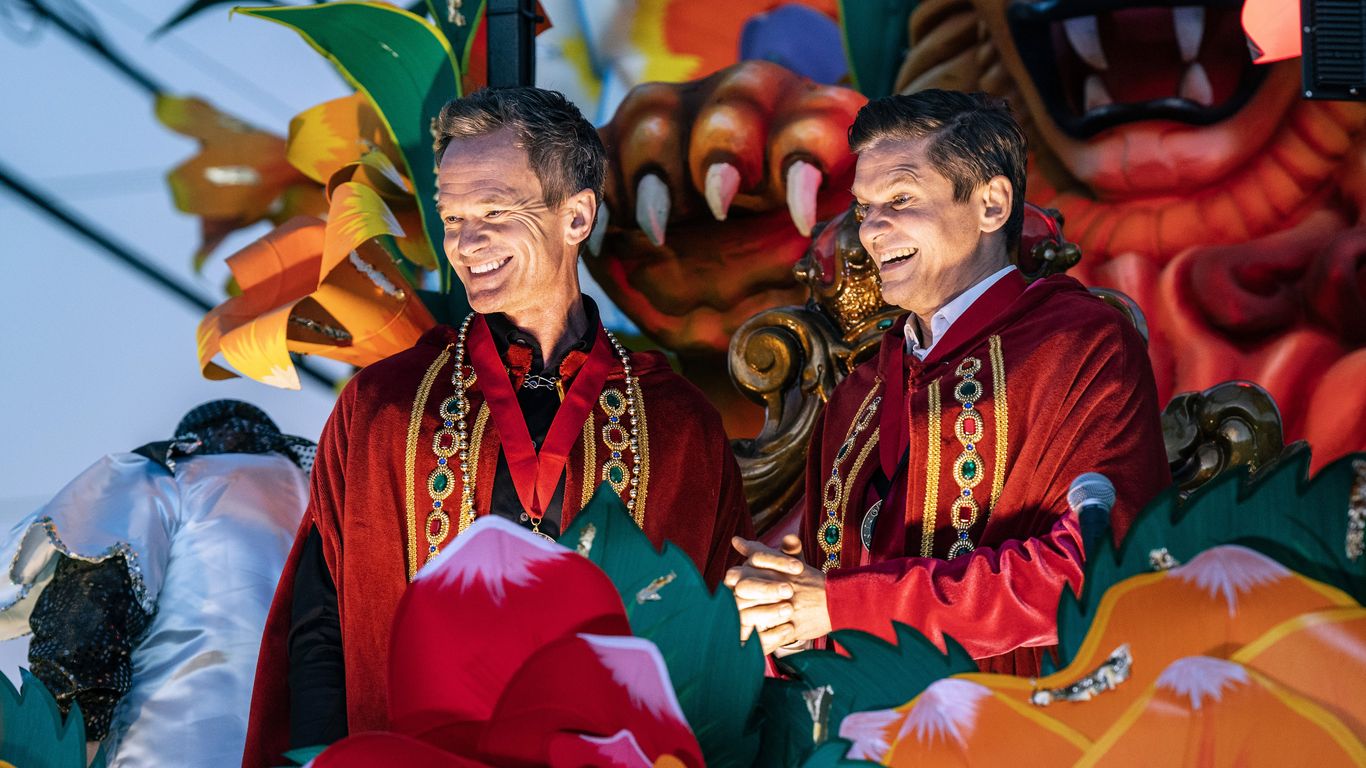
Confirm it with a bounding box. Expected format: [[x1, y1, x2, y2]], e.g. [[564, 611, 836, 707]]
[[724, 535, 831, 654]]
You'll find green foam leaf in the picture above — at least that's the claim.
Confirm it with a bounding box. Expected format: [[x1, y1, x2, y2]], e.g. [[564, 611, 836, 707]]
[[0, 669, 92, 768], [780, 621, 976, 749], [800, 740, 880, 768], [424, 0, 486, 75], [562, 483, 765, 768], [279, 745, 328, 766], [240, 1, 466, 306]]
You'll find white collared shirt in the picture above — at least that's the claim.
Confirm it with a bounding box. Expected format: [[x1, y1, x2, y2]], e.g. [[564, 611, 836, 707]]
[[906, 265, 1018, 360]]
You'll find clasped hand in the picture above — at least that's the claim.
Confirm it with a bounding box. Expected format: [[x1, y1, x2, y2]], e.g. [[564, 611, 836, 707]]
[[723, 534, 831, 655]]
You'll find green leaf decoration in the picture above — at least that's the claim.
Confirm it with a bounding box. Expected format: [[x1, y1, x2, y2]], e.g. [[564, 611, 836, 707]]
[[239, 1, 467, 312], [424, 0, 487, 74], [779, 621, 976, 752], [561, 483, 765, 768], [277, 745, 328, 766], [0, 669, 102, 768], [799, 740, 880, 768], [1049, 446, 1366, 673], [754, 678, 883, 768], [837, 0, 918, 98]]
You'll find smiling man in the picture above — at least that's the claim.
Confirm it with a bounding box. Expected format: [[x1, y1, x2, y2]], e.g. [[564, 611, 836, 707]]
[[726, 90, 1170, 674], [241, 87, 750, 767]]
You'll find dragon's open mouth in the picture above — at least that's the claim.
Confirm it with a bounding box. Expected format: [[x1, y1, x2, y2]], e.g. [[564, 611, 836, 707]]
[[1008, 0, 1267, 138]]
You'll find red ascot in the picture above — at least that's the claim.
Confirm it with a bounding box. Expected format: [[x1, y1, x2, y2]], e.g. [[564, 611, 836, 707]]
[[465, 315, 615, 524]]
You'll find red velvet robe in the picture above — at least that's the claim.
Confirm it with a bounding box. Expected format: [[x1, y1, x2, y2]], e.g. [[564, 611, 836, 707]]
[[800, 272, 1170, 676], [243, 323, 751, 767]]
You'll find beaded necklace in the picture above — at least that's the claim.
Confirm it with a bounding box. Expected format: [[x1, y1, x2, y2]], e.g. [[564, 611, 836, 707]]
[[423, 314, 640, 556]]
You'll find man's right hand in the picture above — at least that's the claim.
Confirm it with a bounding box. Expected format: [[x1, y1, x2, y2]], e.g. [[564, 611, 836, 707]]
[[725, 534, 832, 655]]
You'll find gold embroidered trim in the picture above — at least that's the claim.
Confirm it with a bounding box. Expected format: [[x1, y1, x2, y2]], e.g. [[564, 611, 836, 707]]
[[457, 402, 489, 535], [406, 346, 452, 581], [843, 428, 880, 516], [818, 383, 881, 573], [989, 335, 1009, 515], [920, 379, 942, 559], [629, 378, 651, 528], [580, 413, 597, 509]]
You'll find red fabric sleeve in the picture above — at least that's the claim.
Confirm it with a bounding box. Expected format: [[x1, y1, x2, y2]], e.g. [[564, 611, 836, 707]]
[[701, 446, 755, 587], [798, 408, 829, 568], [825, 513, 1084, 657], [824, 320, 1169, 658]]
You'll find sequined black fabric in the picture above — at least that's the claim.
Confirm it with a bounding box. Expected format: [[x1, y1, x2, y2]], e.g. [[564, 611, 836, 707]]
[[28, 555, 152, 741], [133, 399, 317, 474]]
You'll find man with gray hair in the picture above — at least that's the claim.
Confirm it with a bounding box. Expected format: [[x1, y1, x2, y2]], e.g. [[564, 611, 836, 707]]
[[242, 87, 750, 766]]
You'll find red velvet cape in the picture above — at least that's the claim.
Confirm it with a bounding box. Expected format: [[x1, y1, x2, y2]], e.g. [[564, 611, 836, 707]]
[[800, 273, 1171, 676], [242, 323, 751, 767]]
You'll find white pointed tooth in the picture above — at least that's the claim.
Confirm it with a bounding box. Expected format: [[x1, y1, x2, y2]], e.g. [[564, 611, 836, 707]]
[[1063, 16, 1108, 72], [635, 174, 670, 247], [1179, 61, 1214, 106], [1083, 74, 1113, 112], [587, 201, 608, 257], [703, 162, 741, 221], [785, 160, 822, 237], [1173, 6, 1205, 63]]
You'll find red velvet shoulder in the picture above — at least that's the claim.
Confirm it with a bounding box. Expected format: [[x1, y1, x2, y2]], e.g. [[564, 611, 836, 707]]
[[629, 357, 728, 440], [345, 327, 457, 406], [1021, 275, 1148, 352]]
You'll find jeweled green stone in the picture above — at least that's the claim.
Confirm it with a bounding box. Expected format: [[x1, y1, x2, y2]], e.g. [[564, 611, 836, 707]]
[[604, 391, 623, 410], [608, 464, 625, 484], [432, 473, 449, 492], [961, 381, 980, 398], [877, 318, 894, 329], [823, 524, 840, 546], [962, 460, 978, 480]]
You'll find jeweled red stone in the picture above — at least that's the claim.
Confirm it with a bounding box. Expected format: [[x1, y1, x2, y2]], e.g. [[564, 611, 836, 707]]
[[965, 417, 978, 434]]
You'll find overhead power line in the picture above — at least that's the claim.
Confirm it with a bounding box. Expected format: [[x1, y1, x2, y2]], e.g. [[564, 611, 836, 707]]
[[16, 0, 165, 96]]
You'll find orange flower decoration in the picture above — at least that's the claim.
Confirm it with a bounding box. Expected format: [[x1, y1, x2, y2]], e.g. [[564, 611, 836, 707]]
[[158, 95, 325, 270], [840, 546, 1366, 766], [198, 216, 434, 389]]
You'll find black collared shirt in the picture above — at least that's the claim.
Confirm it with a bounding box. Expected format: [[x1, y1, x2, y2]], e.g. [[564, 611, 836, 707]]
[[482, 297, 599, 538], [287, 297, 602, 749]]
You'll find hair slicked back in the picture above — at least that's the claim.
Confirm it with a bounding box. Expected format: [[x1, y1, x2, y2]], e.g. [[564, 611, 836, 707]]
[[434, 86, 606, 211], [848, 89, 1027, 251]]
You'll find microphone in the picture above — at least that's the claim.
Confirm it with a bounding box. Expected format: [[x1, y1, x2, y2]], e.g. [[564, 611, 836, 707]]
[[1068, 472, 1116, 559]]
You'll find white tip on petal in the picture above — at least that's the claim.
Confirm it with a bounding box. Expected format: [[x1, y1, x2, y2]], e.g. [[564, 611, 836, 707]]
[[704, 162, 741, 221], [898, 678, 990, 748], [786, 160, 822, 237], [1171, 544, 1289, 616], [587, 201, 608, 257], [635, 174, 670, 247], [1156, 656, 1248, 711]]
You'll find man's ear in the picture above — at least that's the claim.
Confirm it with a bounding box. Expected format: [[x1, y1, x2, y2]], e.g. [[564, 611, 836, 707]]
[[979, 175, 1012, 235], [563, 188, 597, 246]]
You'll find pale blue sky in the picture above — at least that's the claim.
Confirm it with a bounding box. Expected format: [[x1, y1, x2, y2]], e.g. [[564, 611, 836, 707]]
[[0, 0, 639, 512], [1, 1, 350, 510]]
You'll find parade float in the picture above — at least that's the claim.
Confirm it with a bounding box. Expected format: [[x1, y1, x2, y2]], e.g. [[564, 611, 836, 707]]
[[163, 0, 1366, 470], [5, 1, 1359, 766], [6, 446, 1364, 766]]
